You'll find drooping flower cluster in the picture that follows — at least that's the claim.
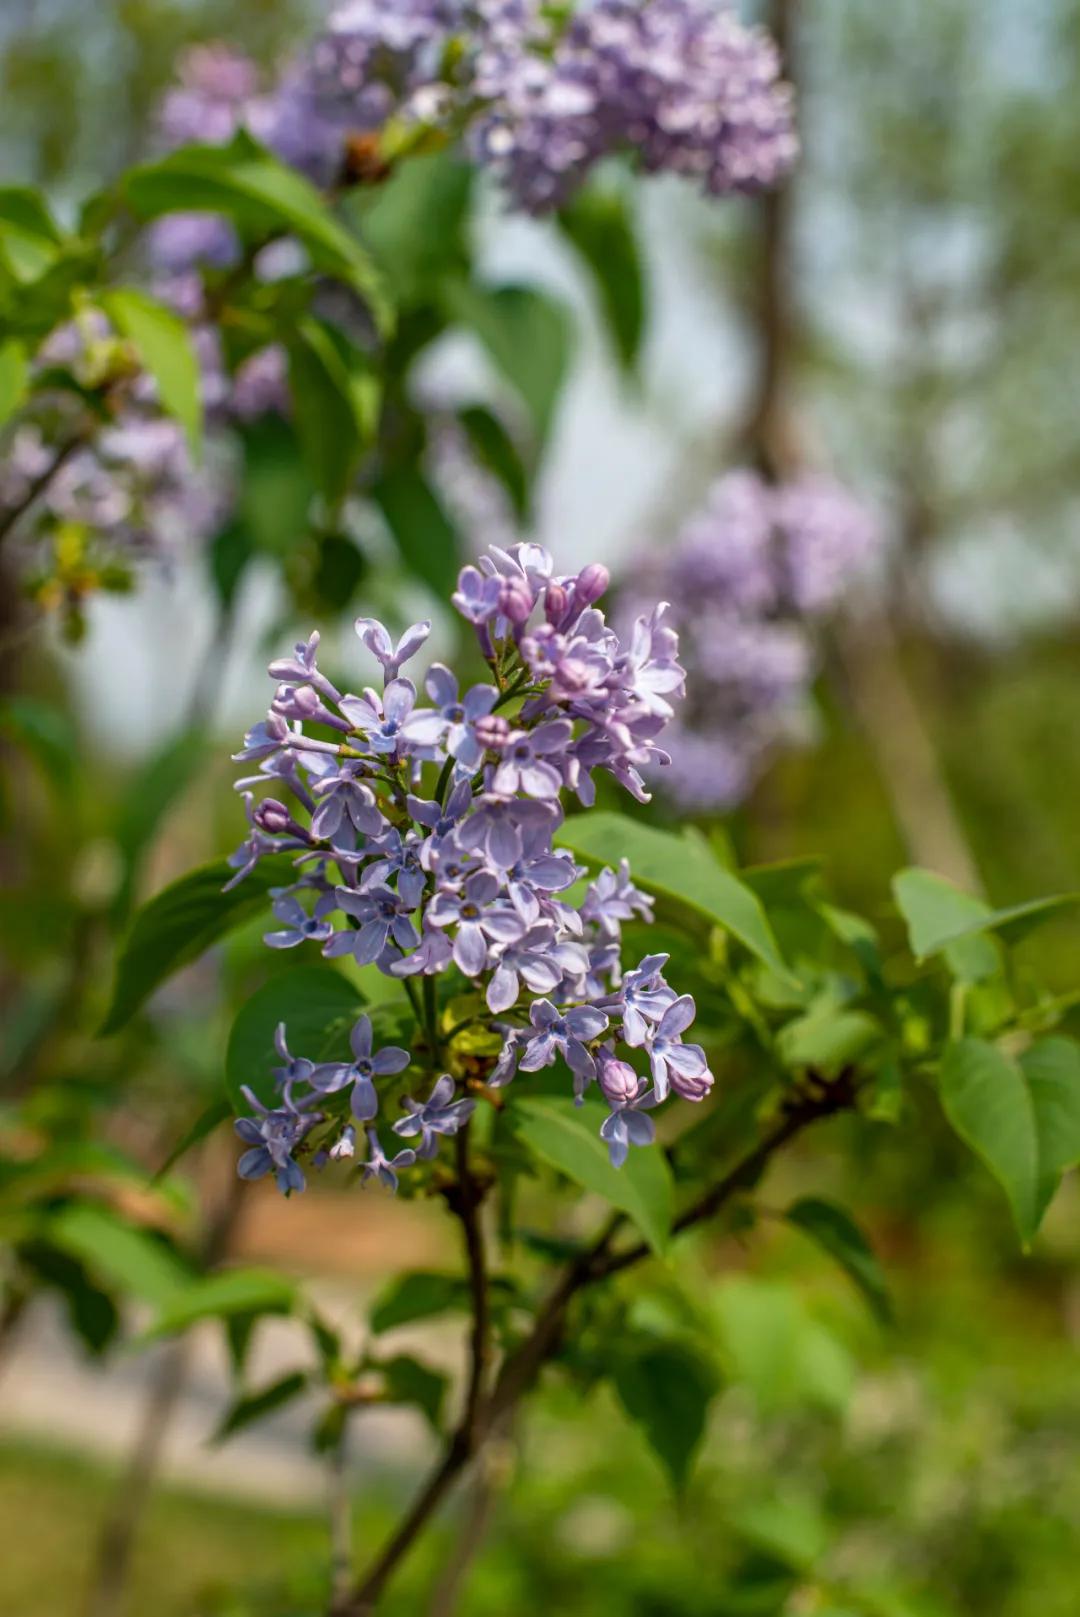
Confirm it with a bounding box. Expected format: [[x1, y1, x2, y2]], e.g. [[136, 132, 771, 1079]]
[[229, 542, 714, 1192], [623, 470, 883, 809]]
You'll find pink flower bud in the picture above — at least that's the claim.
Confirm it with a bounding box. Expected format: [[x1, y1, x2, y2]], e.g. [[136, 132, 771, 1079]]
[[597, 1049, 641, 1106], [544, 582, 569, 624], [499, 579, 533, 625], [254, 798, 293, 834], [474, 714, 511, 752], [574, 563, 609, 606]]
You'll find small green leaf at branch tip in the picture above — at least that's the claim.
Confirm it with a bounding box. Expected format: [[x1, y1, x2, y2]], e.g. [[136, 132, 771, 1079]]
[[785, 1197, 893, 1325], [512, 1093, 673, 1255], [101, 287, 203, 453], [557, 811, 796, 987], [212, 1371, 310, 1444]]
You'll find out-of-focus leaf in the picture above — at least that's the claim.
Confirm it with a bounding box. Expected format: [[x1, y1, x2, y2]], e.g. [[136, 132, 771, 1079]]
[[100, 856, 296, 1035], [893, 868, 1080, 964], [712, 1276, 854, 1415], [355, 152, 473, 298], [225, 965, 366, 1112], [101, 286, 203, 451], [237, 415, 314, 557], [287, 315, 379, 504], [611, 1337, 718, 1491], [940, 1038, 1039, 1243], [512, 1094, 672, 1255], [154, 1097, 232, 1182], [785, 1197, 893, 1324], [0, 696, 77, 792], [213, 1371, 310, 1443], [0, 338, 28, 426], [441, 278, 571, 445], [729, 1493, 831, 1572], [111, 728, 209, 921], [369, 1269, 520, 1334], [558, 812, 795, 985], [123, 135, 392, 330], [379, 1353, 447, 1430], [143, 1267, 298, 1337], [456, 403, 531, 522], [44, 1203, 191, 1307], [557, 186, 646, 371], [370, 464, 459, 598], [777, 1008, 883, 1076], [1022, 1038, 1080, 1223]]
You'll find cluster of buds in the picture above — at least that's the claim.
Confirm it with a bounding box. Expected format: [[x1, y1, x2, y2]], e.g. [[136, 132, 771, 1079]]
[[229, 542, 714, 1192]]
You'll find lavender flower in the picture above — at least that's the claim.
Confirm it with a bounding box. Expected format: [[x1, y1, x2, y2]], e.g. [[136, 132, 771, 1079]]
[[393, 1075, 476, 1159], [312, 1014, 411, 1119], [644, 995, 713, 1103], [362, 1129, 417, 1191]]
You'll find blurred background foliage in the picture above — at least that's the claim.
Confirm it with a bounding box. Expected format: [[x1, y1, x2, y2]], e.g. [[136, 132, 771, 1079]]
[[3, 2, 1080, 1617]]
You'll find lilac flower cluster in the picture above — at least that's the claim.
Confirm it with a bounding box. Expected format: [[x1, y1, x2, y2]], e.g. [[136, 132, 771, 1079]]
[[149, 2, 795, 224], [624, 470, 882, 810], [229, 542, 714, 1192], [469, 0, 798, 212]]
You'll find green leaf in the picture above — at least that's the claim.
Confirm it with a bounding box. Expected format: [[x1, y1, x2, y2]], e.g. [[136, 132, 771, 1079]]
[[237, 415, 315, 558], [0, 338, 28, 427], [100, 856, 296, 1035], [512, 1094, 673, 1255], [785, 1197, 893, 1324], [111, 728, 209, 921], [154, 1097, 232, 1182], [213, 1371, 309, 1443], [0, 187, 63, 246], [729, 1494, 831, 1572], [611, 1337, 718, 1491], [226, 965, 367, 1112], [0, 188, 63, 284], [939, 1038, 1040, 1244], [354, 152, 473, 298], [456, 404, 530, 522], [1020, 1038, 1080, 1225], [143, 1267, 298, 1338], [558, 811, 794, 985], [379, 1353, 447, 1430], [370, 465, 459, 598], [123, 135, 392, 331], [712, 1277, 854, 1415], [370, 1271, 469, 1334], [557, 186, 646, 372], [0, 696, 77, 792], [101, 287, 203, 452], [893, 868, 1080, 964], [777, 1008, 883, 1077], [441, 279, 571, 445], [286, 315, 379, 503], [44, 1203, 191, 1307]]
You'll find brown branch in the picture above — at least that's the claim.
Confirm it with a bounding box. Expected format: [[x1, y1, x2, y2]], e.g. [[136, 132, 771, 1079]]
[[335, 1077, 854, 1614], [449, 1125, 490, 1444]]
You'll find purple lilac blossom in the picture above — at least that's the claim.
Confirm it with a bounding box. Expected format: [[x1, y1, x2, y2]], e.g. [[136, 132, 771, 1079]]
[[228, 542, 714, 1189], [624, 469, 883, 811]]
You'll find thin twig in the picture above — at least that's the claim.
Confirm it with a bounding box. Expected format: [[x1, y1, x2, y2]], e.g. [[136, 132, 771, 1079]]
[[335, 1078, 854, 1614], [0, 435, 86, 547]]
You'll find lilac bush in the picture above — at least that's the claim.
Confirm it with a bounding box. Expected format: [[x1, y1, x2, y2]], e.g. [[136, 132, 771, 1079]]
[[228, 541, 714, 1186], [625, 469, 883, 810]]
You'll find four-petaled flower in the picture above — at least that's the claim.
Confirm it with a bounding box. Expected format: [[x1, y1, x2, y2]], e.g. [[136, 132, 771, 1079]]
[[354, 616, 431, 681], [402, 666, 498, 772], [361, 1129, 416, 1191], [340, 678, 418, 756], [644, 994, 713, 1103], [491, 720, 572, 799], [310, 1013, 410, 1120], [428, 871, 525, 976], [393, 1075, 476, 1159], [235, 1088, 320, 1194], [518, 999, 609, 1084]]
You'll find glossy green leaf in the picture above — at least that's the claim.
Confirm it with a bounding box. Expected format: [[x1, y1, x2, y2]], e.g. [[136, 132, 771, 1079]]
[[100, 856, 296, 1035], [611, 1338, 718, 1491], [0, 338, 28, 427], [123, 135, 392, 330], [442, 279, 571, 444], [786, 1197, 893, 1324], [102, 287, 203, 451], [558, 811, 794, 985], [226, 965, 367, 1113], [143, 1267, 298, 1337], [512, 1094, 673, 1255], [558, 186, 646, 371]]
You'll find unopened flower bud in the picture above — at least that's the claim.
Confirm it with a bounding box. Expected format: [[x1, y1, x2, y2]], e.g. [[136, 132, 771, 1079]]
[[597, 1049, 640, 1106], [574, 563, 609, 606], [329, 1125, 357, 1161], [254, 798, 294, 834], [474, 714, 511, 752], [544, 582, 569, 624], [499, 578, 533, 625]]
